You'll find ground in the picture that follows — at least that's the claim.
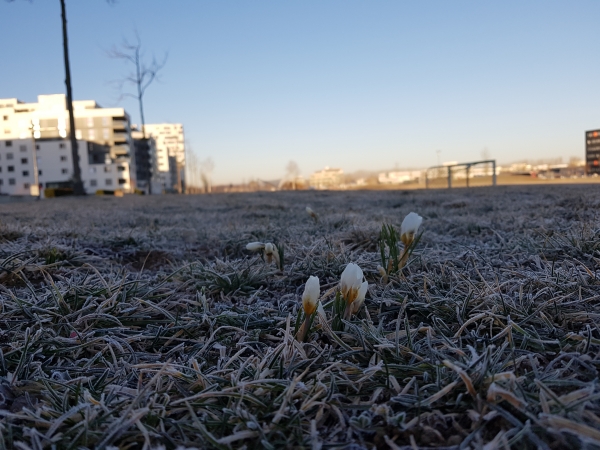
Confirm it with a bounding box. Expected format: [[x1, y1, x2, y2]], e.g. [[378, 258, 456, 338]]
[[0, 185, 599, 449]]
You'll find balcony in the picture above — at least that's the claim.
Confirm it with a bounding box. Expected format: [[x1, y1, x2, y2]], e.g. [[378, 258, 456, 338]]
[[112, 144, 130, 156], [112, 117, 128, 130], [113, 131, 129, 144]]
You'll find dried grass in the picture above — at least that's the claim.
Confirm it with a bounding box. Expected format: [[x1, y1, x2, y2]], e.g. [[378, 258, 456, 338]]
[[0, 185, 599, 449]]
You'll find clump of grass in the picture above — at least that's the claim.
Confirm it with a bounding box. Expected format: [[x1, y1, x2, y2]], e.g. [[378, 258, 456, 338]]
[[184, 259, 275, 295], [379, 222, 401, 275], [37, 246, 74, 264]]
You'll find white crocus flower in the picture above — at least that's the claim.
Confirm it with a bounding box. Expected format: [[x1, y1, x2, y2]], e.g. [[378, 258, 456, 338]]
[[263, 242, 281, 270], [298, 275, 320, 341], [340, 263, 363, 303], [351, 281, 368, 314], [246, 241, 265, 252], [302, 276, 320, 316], [340, 263, 365, 319], [306, 206, 318, 222], [264, 243, 276, 263], [400, 212, 423, 247]]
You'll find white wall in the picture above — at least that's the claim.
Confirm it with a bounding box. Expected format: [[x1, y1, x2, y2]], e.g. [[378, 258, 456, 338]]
[[0, 138, 130, 195]]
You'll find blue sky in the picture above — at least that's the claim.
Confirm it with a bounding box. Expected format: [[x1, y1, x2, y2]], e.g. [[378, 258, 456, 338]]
[[2, 1, 599, 184]]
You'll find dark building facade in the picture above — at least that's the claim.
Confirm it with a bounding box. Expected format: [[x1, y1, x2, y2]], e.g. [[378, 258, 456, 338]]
[[586, 129, 600, 175], [133, 138, 152, 192]]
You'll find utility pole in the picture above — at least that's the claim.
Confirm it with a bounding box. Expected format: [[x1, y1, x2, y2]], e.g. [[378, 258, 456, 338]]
[[60, 0, 84, 195], [29, 120, 41, 199]]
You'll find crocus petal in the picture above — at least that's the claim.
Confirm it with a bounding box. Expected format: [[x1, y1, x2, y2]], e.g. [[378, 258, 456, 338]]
[[262, 242, 275, 263], [351, 281, 368, 314], [302, 276, 320, 316], [400, 212, 423, 237], [400, 212, 423, 245], [246, 242, 265, 251], [272, 244, 281, 270]]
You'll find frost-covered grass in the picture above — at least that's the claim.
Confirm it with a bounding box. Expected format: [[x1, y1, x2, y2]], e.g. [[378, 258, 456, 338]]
[[1, 185, 600, 449]]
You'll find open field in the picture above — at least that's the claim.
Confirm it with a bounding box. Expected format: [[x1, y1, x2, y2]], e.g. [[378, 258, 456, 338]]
[[1, 185, 600, 449], [373, 174, 600, 191]]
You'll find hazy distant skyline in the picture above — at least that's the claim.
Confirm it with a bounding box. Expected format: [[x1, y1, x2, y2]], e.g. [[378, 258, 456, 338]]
[[2, 1, 599, 185]]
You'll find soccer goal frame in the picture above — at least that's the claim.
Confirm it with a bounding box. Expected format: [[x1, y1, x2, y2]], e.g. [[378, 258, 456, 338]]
[[425, 159, 497, 189]]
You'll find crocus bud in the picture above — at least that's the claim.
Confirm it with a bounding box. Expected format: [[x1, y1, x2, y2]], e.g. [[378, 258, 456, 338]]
[[377, 265, 386, 277], [306, 206, 318, 222], [351, 281, 368, 314], [340, 263, 364, 305], [246, 242, 265, 252], [264, 243, 276, 263], [400, 212, 423, 247], [302, 276, 320, 316]]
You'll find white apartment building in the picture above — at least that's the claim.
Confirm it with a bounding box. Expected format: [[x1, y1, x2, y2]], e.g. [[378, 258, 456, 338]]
[[0, 138, 130, 196], [143, 123, 185, 192], [0, 94, 136, 190]]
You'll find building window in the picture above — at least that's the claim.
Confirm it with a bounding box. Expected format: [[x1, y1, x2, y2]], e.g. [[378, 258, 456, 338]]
[[104, 167, 111, 173], [60, 156, 67, 162], [8, 178, 15, 185], [102, 117, 109, 126], [38, 170, 42, 176], [6, 153, 13, 160], [90, 179, 97, 187], [105, 179, 112, 186], [118, 178, 126, 185], [0, 179, 3, 185], [7, 166, 14, 172], [5, 141, 12, 147], [76, 130, 82, 140], [4, 130, 10, 135], [59, 143, 66, 149], [89, 167, 96, 174], [22, 170, 29, 177], [24, 183, 30, 189], [88, 129, 95, 140], [2, 116, 7, 121], [87, 117, 94, 127], [19, 145, 27, 152], [61, 168, 68, 174], [103, 128, 109, 139], [35, 144, 39, 150], [117, 166, 126, 172], [21, 158, 28, 164]]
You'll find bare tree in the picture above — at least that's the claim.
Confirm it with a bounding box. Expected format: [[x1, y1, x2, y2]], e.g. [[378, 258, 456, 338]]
[[281, 160, 300, 190], [108, 32, 168, 138]]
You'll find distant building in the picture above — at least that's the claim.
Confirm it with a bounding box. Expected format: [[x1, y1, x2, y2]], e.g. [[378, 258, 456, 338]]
[[0, 138, 130, 195], [378, 171, 422, 184], [586, 129, 600, 175], [310, 167, 344, 190], [144, 123, 185, 192], [131, 129, 166, 194], [0, 94, 136, 190]]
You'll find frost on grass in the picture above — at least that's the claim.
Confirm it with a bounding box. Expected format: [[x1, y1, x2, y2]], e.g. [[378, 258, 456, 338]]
[[0, 186, 600, 449]]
